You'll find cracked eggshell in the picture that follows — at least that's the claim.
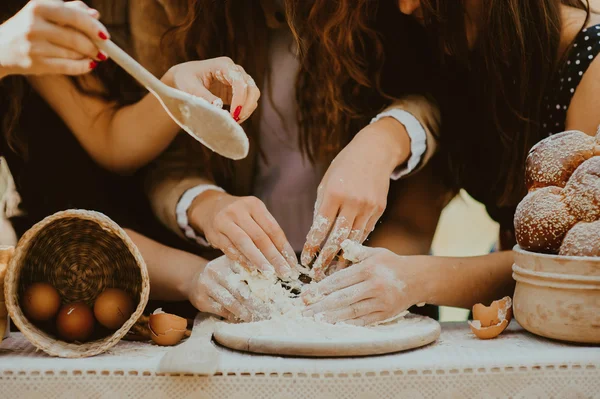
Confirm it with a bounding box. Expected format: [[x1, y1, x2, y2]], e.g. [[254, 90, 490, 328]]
[[470, 296, 513, 339], [468, 319, 510, 340], [148, 312, 187, 346], [472, 296, 513, 327]]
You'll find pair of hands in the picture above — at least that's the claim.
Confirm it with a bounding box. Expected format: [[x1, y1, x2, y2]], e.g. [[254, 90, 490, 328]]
[[186, 242, 430, 325], [0, 0, 259, 122], [187, 120, 399, 278], [186, 120, 412, 322], [189, 117, 409, 281]]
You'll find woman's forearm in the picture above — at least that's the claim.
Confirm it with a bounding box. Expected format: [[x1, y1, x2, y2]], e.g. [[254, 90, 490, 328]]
[[125, 229, 207, 302], [369, 222, 433, 255], [105, 93, 180, 172], [423, 251, 516, 309], [27, 74, 180, 174]]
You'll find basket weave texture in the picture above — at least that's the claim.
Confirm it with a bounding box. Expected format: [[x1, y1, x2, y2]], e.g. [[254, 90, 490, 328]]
[[4, 210, 149, 358], [0, 246, 15, 343]]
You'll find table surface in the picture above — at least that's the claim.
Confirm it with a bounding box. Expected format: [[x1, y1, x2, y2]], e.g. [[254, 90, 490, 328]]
[[0, 322, 598, 399]]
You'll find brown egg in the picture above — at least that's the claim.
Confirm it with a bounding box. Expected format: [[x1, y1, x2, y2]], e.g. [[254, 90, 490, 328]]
[[94, 288, 134, 330], [22, 283, 61, 322], [56, 303, 95, 342], [470, 296, 513, 340], [148, 312, 188, 346]]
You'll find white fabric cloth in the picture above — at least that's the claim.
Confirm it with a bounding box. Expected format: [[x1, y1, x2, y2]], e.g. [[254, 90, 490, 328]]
[[371, 108, 428, 180], [0, 322, 598, 399]]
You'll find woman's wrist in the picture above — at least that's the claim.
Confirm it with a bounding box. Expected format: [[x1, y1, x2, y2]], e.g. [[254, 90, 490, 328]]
[[354, 118, 412, 175], [188, 189, 228, 235], [404, 255, 444, 305]]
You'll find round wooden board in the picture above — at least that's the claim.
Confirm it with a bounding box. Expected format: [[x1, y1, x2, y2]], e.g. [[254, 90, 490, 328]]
[[213, 314, 441, 357]]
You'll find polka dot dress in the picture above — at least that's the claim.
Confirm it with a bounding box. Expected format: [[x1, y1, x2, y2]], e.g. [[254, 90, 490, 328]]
[[540, 24, 600, 136]]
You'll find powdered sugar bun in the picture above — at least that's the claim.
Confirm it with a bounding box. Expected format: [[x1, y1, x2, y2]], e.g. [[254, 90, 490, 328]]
[[563, 157, 600, 223], [514, 186, 578, 254], [559, 220, 600, 257], [525, 130, 596, 190]]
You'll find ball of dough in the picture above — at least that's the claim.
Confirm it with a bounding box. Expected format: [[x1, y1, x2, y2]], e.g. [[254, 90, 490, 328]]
[[514, 186, 577, 253], [525, 131, 596, 190], [559, 220, 600, 257], [563, 157, 600, 222]]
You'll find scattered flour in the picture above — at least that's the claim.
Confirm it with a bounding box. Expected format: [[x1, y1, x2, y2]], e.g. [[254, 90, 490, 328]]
[[213, 241, 412, 343]]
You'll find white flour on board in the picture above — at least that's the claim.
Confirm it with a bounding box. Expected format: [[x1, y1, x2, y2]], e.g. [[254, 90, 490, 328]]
[[210, 239, 415, 341]]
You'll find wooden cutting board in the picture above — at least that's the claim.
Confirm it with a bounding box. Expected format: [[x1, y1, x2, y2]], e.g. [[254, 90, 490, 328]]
[[213, 314, 441, 357]]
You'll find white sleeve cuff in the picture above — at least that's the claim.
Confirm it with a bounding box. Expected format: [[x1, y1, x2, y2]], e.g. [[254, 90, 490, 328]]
[[371, 108, 428, 180], [176, 184, 225, 246]]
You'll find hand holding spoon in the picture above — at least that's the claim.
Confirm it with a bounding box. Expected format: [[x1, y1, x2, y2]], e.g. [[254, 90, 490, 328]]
[[95, 39, 249, 160]]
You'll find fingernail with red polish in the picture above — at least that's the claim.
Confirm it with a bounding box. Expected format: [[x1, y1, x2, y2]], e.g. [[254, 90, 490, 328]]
[[233, 105, 242, 122], [97, 52, 107, 61], [98, 31, 108, 40], [89, 61, 98, 70]]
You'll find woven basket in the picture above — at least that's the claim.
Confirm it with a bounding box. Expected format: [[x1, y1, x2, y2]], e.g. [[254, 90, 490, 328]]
[[0, 246, 15, 343], [4, 210, 149, 358]]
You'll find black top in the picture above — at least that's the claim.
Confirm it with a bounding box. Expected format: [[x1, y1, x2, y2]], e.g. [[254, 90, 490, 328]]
[[540, 24, 600, 135]]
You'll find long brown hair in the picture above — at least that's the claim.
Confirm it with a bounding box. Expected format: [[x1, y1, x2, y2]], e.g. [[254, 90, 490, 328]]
[[420, 0, 590, 207], [288, 0, 590, 209], [286, 0, 389, 163], [160, 0, 425, 175]]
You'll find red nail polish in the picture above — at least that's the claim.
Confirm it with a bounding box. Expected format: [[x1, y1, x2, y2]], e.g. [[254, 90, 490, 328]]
[[98, 31, 108, 40], [97, 52, 107, 61], [233, 105, 242, 121], [89, 61, 98, 70]]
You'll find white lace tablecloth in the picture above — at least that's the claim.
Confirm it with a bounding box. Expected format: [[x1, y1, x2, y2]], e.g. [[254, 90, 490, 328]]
[[0, 322, 598, 399]]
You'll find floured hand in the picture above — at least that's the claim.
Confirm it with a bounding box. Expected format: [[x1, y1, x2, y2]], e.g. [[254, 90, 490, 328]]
[[187, 256, 271, 322], [189, 191, 301, 280], [301, 241, 430, 326], [301, 122, 405, 280], [162, 57, 260, 123]]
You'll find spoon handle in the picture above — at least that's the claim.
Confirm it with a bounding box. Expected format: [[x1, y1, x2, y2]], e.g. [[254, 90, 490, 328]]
[[95, 39, 164, 94]]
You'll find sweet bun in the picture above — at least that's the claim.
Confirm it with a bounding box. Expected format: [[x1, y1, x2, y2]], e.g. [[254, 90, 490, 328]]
[[525, 130, 597, 190], [563, 157, 600, 222], [515, 129, 600, 256], [559, 220, 600, 257], [514, 187, 577, 253]]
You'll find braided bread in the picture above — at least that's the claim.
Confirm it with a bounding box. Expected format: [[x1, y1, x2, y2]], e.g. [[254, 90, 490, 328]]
[[514, 129, 600, 256]]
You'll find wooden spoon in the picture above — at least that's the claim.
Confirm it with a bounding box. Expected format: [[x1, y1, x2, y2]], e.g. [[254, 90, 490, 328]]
[[95, 40, 249, 160]]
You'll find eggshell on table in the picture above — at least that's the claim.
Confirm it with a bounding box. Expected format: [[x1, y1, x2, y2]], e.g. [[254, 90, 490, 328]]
[[468, 319, 510, 339], [470, 296, 513, 340], [472, 296, 513, 328], [148, 312, 187, 346]]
